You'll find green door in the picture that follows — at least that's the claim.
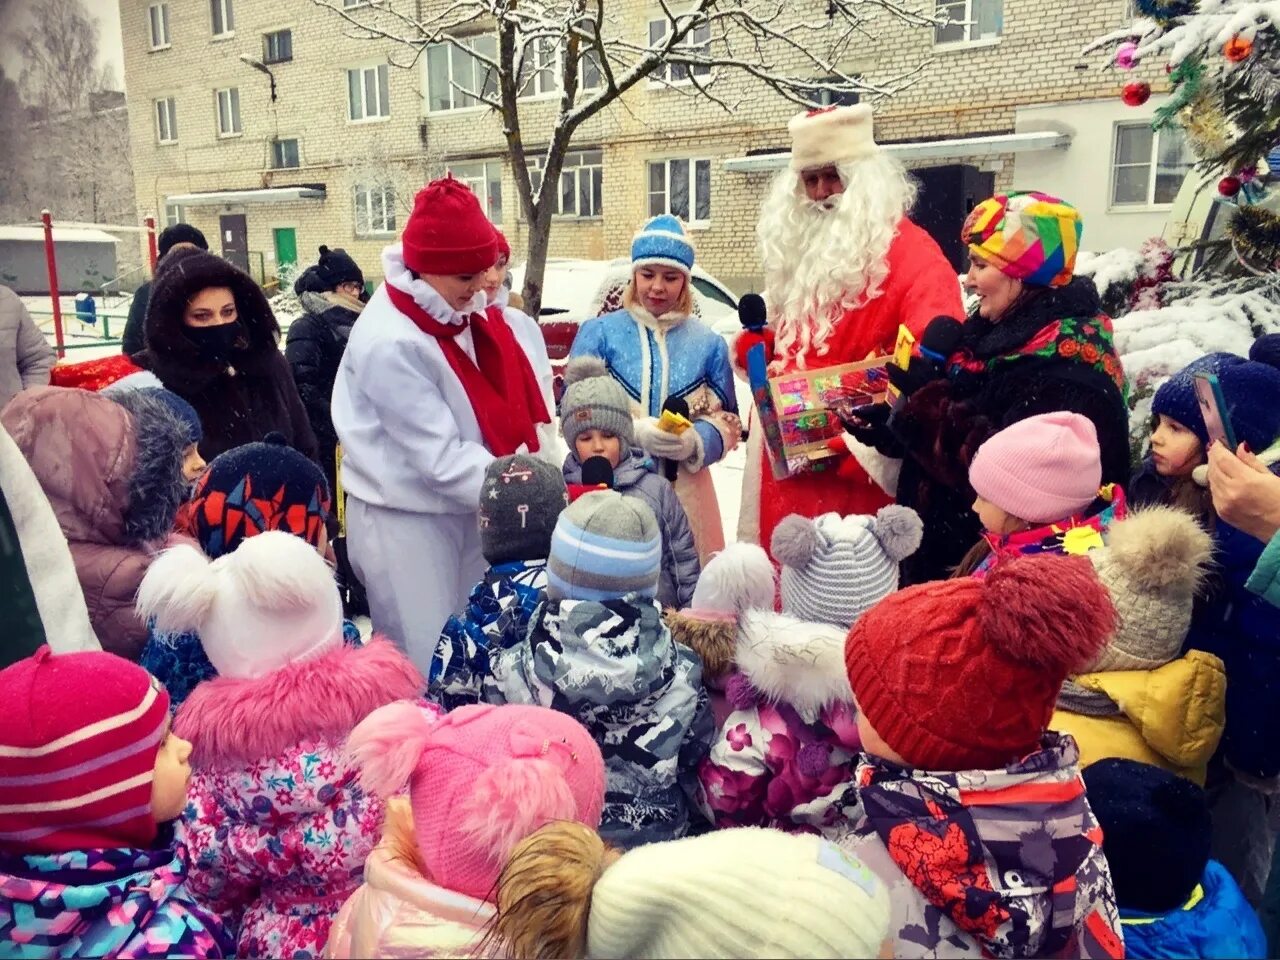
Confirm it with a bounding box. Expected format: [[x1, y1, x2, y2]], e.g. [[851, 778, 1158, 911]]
[[273, 228, 298, 274]]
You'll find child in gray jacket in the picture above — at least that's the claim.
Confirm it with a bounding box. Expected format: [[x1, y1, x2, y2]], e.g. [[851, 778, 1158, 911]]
[[559, 356, 700, 608]]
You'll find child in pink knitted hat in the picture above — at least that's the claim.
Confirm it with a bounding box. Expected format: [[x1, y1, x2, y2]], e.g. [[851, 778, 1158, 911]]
[[326, 701, 606, 958], [959, 411, 1125, 576]]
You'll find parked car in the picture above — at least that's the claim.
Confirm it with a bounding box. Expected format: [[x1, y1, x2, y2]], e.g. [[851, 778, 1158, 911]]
[[1164, 153, 1277, 278], [508, 258, 741, 397]]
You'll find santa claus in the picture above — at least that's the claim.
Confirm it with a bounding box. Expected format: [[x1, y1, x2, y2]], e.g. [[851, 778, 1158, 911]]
[[737, 104, 963, 549]]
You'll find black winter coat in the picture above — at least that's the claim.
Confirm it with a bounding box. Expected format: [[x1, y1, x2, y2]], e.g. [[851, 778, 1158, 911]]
[[890, 277, 1132, 585], [285, 290, 361, 491], [131, 248, 318, 464], [120, 281, 150, 356]]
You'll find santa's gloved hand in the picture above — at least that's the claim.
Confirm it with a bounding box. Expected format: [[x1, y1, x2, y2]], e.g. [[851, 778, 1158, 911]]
[[635, 417, 697, 462], [887, 356, 944, 398]]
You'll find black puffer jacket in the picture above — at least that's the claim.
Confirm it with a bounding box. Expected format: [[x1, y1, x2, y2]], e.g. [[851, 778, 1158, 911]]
[[131, 249, 318, 464], [890, 276, 1132, 585], [285, 288, 362, 491]]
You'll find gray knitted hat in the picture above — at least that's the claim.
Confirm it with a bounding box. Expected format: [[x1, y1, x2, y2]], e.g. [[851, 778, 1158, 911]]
[[1086, 506, 1212, 673], [478, 454, 570, 565], [559, 356, 635, 447], [771, 506, 923, 629], [547, 490, 661, 601]]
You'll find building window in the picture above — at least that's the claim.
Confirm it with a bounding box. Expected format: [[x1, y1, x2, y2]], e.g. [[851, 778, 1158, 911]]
[[215, 87, 242, 137], [648, 158, 711, 224], [210, 0, 234, 37], [426, 37, 497, 112], [354, 184, 396, 235], [648, 19, 711, 84], [263, 29, 292, 64], [271, 138, 300, 169], [164, 203, 183, 227], [154, 97, 178, 144], [448, 160, 504, 223], [806, 76, 860, 107], [347, 64, 390, 120], [343, 0, 369, 6], [1112, 123, 1193, 207], [530, 150, 604, 218], [147, 3, 170, 50], [934, 0, 1002, 45], [517, 38, 604, 98]]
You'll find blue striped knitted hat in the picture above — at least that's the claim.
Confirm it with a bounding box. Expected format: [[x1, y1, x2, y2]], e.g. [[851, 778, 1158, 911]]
[[631, 215, 695, 276], [547, 490, 661, 602]]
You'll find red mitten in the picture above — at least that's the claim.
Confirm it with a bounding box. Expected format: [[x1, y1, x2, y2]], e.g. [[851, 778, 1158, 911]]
[[825, 435, 862, 480], [732, 328, 775, 377]]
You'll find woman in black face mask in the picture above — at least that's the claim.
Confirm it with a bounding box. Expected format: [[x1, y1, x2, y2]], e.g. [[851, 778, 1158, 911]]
[[131, 248, 318, 465]]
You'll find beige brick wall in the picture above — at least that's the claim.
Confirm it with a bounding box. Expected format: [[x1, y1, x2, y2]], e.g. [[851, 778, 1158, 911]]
[[121, 0, 1165, 292]]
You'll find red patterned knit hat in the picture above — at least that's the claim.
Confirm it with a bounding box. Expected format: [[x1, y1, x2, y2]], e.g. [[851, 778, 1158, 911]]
[[845, 554, 1115, 771], [401, 177, 498, 276], [0, 646, 170, 853]]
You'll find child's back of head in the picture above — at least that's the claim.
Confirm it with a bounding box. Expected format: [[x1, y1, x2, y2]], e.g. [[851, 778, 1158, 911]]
[[478, 453, 568, 566], [547, 490, 661, 602]]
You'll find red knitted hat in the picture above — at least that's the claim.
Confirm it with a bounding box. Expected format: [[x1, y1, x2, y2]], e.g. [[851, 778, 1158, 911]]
[[495, 229, 511, 263], [0, 646, 170, 854], [845, 554, 1115, 771], [401, 177, 498, 276]]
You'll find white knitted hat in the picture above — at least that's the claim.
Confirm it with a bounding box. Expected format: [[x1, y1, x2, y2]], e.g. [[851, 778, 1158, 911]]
[[788, 104, 878, 172], [136, 530, 344, 680], [587, 828, 891, 959], [771, 506, 923, 628]]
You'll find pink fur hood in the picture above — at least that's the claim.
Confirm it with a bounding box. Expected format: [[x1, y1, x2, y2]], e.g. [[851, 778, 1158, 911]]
[[175, 638, 423, 769]]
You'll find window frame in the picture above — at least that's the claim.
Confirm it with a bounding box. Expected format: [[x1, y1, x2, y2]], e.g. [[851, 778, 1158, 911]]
[[346, 63, 391, 122], [164, 203, 183, 228], [446, 160, 504, 223], [271, 137, 300, 170], [353, 183, 397, 236], [210, 0, 235, 38], [147, 3, 171, 51], [647, 157, 712, 226], [647, 18, 712, 86], [214, 86, 242, 138], [1110, 121, 1193, 210], [932, 0, 1003, 48], [263, 29, 293, 65], [528, 150, 604, 219], [424, 37, 497, 113], [154, 96, 178, 145]]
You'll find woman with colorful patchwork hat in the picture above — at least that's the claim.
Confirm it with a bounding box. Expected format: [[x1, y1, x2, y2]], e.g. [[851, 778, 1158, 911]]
[[568, 215, 741, 562], [846, 192, 1131, 585]]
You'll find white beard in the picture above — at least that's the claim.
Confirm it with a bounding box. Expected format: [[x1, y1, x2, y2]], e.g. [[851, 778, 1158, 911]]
[[757, 153, 916, 369]]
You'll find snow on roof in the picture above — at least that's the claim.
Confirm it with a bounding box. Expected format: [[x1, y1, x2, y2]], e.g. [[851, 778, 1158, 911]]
[[0, 225, 121, 244]]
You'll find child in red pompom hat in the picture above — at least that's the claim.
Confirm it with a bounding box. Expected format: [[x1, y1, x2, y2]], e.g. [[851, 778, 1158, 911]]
[[838, 554, 1125, 959]]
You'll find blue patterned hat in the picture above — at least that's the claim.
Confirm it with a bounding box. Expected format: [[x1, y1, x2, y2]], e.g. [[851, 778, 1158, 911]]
[[631, 215, 695, 276]]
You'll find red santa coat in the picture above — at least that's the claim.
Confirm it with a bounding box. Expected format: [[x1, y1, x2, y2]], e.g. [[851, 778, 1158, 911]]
[[749, 219, 963, 552]]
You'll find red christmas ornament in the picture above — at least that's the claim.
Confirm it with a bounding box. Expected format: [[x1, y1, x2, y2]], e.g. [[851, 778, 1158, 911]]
[[1224, 36, 1253, 62], [1122, 81, 1152, 106], [1219, 175, 1242, 197]]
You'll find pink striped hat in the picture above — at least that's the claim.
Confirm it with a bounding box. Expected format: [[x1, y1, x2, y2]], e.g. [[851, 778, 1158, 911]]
[[0, 646, 170, 854]]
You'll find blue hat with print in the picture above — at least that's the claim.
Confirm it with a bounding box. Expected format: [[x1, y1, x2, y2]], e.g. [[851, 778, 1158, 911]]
[[1152, 336, 1280, 452], [631, 215, 695, 276]]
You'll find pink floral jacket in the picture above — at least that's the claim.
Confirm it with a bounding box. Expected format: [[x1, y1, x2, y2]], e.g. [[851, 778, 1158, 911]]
[[696, 610, 862, 837], [174, 639, 423, 960]]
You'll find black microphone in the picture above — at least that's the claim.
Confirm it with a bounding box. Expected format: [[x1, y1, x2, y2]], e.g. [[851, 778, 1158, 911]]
[[581, 456, 614, 489], [918, 315, 964, 366], [661, 395, 690, 482], [738, 293, 767, 333]]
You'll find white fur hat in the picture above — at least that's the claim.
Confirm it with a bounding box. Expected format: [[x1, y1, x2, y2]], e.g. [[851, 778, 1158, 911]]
[[788, 104, 878, 172], [772, 506, 922, 629], [136, 530, 343, 680]]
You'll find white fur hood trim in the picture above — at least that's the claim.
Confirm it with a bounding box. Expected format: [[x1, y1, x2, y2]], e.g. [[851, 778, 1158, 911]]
[[382, 243, 486, 326], [736, 608, 854, 718]]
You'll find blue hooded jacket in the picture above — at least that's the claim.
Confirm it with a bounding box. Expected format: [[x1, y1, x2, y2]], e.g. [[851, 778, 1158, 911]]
[[1120, 860, 1265, 959]]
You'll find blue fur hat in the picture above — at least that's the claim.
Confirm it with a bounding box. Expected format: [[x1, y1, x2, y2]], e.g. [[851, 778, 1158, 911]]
[[631, 215, 695, 276], [1152, 336, 1280, 452]]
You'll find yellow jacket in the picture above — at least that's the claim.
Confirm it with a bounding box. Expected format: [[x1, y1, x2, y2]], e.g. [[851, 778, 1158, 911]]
[[1050, 651, 1226, 785]]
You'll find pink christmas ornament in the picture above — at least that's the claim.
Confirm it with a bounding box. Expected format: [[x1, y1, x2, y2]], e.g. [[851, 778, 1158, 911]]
[[1115, 42, 1139, 70]]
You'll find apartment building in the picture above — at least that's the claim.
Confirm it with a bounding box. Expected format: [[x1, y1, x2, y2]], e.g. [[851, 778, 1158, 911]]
[[119, 0, 1181, 294]]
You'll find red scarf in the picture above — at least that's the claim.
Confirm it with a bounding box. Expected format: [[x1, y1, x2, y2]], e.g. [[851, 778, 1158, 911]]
[[387, 285, 549, 455]]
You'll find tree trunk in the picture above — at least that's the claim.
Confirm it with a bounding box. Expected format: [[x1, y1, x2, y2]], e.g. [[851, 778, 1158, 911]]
[[521, 199, 557, 319]]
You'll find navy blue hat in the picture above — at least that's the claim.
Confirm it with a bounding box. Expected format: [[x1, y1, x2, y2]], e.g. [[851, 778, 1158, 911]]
[[1081, 758, 1210, 913], [631, 215, 695, 276], [140, 388, 201, 445], [1152, 336, 1280, 452]]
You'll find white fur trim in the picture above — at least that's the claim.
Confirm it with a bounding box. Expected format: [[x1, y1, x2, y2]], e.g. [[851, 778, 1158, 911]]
[[690, 542, 775, 615], [382, 243, 486, 326], [845, 433, 902, 498], [632, 255, 692, 277], [736, 609, 853, 722], [682, 427, 707, 474], [788, 105, 878, 172]]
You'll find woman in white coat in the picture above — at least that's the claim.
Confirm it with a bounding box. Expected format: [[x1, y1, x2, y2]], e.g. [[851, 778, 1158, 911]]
[[331, 178, 552, 669]]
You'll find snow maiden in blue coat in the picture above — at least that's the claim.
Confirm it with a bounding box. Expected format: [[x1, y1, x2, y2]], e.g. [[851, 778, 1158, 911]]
[[569, 216, 740, 562]]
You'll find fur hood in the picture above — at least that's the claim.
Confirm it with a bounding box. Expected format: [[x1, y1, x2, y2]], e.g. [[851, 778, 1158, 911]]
[[734, 609, 853, 719], [174, 638, 422, 769]]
